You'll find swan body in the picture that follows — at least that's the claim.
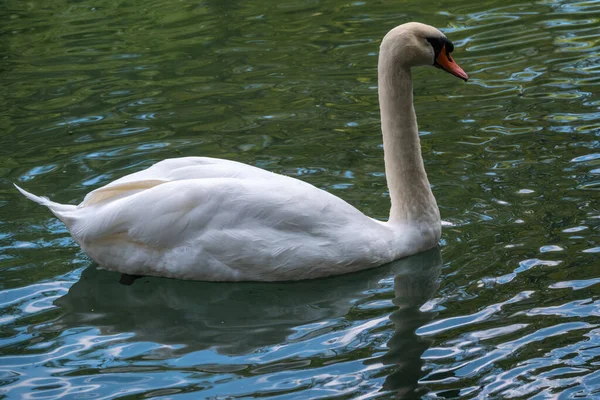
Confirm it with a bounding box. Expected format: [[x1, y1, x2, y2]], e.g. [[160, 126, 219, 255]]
[[16, 22, 467, 281]]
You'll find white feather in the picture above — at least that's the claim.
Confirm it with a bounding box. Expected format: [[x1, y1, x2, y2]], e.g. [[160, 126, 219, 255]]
[[16, 156, 438, 281]]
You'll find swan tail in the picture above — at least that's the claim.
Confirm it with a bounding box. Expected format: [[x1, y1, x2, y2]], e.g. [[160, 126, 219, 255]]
[[14, 184, 78, 226]]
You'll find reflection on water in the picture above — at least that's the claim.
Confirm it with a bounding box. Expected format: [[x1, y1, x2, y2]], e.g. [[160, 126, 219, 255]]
[[2, 0, 600, 397], [1, 249, 441, 398], [56, 252, 437, 356], [369, 255, 441, 397]]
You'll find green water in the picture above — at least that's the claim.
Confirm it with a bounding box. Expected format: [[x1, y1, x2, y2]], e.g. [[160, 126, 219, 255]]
[[1, 0, 599, 398]]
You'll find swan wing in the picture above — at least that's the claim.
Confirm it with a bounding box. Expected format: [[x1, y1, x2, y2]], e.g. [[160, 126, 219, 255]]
[[76, 177, 357, 244], [81, 157, 280, 206], [71, 177, 389, 280]]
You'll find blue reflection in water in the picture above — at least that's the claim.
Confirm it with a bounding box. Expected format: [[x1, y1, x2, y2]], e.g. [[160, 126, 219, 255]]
[[0, 250, 442, 398]]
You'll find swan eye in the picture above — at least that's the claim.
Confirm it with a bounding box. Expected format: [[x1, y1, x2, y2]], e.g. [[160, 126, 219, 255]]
[[426, 36, 468, 81], [425, 37, 454, 63]]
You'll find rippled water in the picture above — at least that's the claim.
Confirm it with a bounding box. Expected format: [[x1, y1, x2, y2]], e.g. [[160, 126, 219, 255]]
[[1, 0, 599, 398]]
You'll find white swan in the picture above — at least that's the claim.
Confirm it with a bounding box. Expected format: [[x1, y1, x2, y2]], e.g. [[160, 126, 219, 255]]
[[15, 22, 468, 281]]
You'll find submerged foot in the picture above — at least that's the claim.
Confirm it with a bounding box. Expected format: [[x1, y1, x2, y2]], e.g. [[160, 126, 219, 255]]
[[119, 273, 145, 286]]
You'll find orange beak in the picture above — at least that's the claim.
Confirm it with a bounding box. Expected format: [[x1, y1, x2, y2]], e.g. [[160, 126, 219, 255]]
[[435, 44, 468, 82]]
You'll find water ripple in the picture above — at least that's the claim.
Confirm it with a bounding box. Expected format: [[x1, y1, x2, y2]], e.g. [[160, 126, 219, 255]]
[[2, 0, 600, 397]]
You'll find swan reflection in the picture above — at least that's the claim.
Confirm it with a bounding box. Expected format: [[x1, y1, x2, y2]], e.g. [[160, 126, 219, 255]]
[[368, 247, 442, 396], [55, 248, 441, 394]]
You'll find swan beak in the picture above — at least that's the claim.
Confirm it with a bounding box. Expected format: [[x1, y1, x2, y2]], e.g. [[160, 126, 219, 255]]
[[435, 45, 468, 82]]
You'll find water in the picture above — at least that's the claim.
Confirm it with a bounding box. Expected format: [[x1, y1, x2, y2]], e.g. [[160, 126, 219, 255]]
[[1, 0, 599, 398]]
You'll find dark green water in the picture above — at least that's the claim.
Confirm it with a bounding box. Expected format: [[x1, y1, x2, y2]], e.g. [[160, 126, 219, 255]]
[[1, 0, 599, 398]]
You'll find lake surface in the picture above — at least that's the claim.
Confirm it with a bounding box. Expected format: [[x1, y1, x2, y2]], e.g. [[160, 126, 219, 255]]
[[1, 0, 599, 398]]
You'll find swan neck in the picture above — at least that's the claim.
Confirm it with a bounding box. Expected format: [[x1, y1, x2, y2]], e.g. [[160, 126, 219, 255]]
[[378, 54, 439, 226]]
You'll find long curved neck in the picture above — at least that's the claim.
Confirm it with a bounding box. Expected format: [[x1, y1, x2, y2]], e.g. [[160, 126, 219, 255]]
[[378, 53, 439, 226]]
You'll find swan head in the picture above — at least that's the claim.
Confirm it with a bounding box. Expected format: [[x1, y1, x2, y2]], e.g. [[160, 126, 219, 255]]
[[381, 22, 468, 82]]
